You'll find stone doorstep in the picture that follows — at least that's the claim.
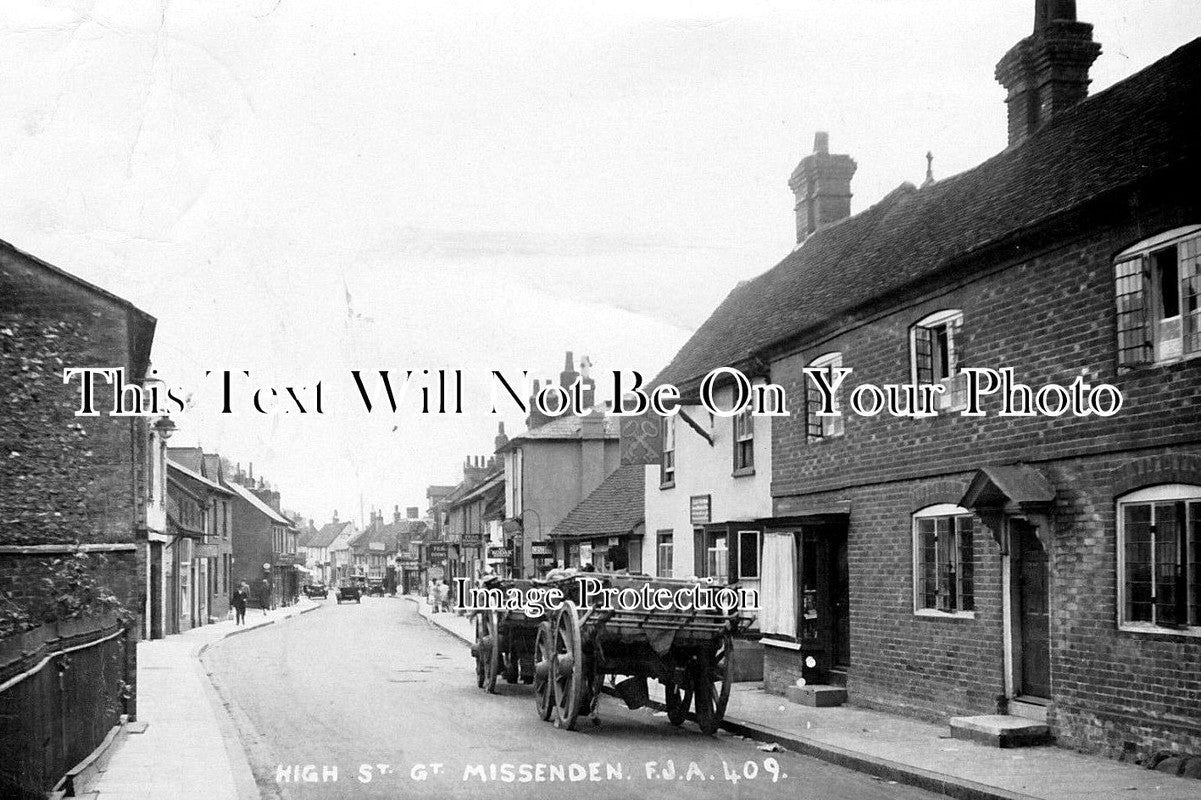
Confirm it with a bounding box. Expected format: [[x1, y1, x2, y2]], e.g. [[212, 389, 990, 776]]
[[950, 714, 1052, 748], [784, 684, 847, 707], [1007, 698, 1050, 724]]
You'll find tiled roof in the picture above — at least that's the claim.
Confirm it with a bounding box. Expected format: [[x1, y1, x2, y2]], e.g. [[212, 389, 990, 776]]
[[654, 37, 1201, 389], [167, 460, 235, 495], [348, 520, 425, 554], [305, 521, 354, 549], [499, 414, 621, 451], [550, 464, 644, 540], [227, 481, 294, 527]]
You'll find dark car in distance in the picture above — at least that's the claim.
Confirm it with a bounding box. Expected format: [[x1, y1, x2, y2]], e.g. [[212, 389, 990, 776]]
[[337, 581, 363, 603], [303, 583, 328, 599]]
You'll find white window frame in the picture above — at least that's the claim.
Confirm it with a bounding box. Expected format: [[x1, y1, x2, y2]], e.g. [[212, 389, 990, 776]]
[[733, 407, 754, 473], [805, 352, 845, 441], [912, 503, 976, 619], [660, 416, 676, 487], [656, 531, 673, 578], [737, 529, 760, 579], [910, 309, 967, 413], [1116, 484, 1201, 636], [706, 533, 729, 583]]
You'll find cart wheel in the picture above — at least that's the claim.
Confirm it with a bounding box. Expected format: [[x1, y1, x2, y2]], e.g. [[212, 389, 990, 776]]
[[533, 621, 554, 721], [691, 641, 730, 736], [713, 632, 734, 721], [551, 601, 584, 731], [665, 680, 689, 726]]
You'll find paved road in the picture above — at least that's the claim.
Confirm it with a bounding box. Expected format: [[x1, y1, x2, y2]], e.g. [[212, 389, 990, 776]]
[[203, 596, 942, 800]]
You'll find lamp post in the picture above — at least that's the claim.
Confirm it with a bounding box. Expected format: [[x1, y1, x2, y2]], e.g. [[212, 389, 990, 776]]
[[520, 509, 543, 578]]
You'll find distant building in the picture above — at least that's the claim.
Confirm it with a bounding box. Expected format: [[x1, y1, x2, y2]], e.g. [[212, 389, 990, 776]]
[[227, 472, 298, 608]]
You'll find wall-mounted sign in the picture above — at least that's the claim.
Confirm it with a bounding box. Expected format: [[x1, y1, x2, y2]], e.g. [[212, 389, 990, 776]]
[[426, 542, 448, 563], [488, 547, 510, 559], [530, 540, 553, 557], [690, 495, 712, 525], [368, 541, 385, 552], [460, 533, 483, 546]]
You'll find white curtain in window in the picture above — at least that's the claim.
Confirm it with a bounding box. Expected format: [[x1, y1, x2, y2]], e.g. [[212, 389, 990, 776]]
[[759, 532, 797, 636]]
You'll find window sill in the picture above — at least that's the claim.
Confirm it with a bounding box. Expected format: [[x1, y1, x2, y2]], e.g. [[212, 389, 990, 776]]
[[732, 467, 755, 478], [914, 608, 975, 620], [759, 637, 802, 650], [805, 435, 844, 445], [659, 480, 675, 490], [1119, 622, 1201, 638]]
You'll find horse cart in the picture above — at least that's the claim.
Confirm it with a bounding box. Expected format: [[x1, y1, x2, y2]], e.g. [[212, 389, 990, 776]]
[[471, 578, 543, 694], [539, 573, 746, 735], [469, 572, 748, 735]]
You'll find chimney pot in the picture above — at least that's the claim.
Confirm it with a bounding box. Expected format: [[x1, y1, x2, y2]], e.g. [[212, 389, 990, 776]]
[[789, 132, 857, 244], [996, 0, 1099, 146]]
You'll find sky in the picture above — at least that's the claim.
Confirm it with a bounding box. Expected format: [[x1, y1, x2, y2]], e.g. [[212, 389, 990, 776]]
[[2, 1, 1199, 526]]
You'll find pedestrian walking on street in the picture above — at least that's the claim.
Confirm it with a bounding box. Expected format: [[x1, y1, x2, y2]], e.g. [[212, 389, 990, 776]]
[[232, 582, 249, 625], [427, 578, 438, 613], [436, 579, 451, 613], [260, 578, 272, 615]]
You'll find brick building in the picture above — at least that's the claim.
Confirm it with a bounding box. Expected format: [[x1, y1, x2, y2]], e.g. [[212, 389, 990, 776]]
[[0, 238, 167, 646], [227, 474, 299, 609], [165, 454, 235, 633], [649, 6, 1200, 762]]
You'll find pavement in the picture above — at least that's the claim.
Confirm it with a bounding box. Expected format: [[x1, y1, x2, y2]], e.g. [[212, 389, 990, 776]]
[[409, 596, 1201, 800], [81, 598, 319, 800], [204, 593, 938, 800]]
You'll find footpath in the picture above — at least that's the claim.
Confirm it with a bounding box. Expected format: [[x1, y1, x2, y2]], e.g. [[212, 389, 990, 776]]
[[78, 599, 318, 800], [408, 596, 1201, 800]]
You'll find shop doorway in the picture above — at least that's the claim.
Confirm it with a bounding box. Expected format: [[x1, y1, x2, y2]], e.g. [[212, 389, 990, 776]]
[[1013, 520, 1050, 699]]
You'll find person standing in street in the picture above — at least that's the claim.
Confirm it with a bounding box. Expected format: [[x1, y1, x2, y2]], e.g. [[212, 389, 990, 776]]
[[427, 578, 438, 613], [231, 582, 249, 625], [436, 579, 450, 613]]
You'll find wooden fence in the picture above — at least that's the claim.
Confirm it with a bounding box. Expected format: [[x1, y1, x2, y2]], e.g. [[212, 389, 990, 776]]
[[0, 614, 135, 799]]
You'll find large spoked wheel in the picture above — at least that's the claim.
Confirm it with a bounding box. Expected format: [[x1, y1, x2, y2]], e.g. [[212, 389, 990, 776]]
[[551, 601, 584, 730], [665, 680, 689, 726], [692, 633, 734, 735], [713, 632, 734, 721], [533, 621, 554, 721], [475, 611, 500, 693]]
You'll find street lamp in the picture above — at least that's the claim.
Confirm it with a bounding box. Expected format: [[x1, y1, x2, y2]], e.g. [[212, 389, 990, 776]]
[[520, 509, 543, 578]]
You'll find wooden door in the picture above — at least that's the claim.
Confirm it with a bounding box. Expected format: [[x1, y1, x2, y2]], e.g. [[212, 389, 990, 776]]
[[1015, 523, 1050, 699]]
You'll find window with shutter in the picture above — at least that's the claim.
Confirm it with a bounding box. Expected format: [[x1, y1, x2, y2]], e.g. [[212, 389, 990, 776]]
[[911, 310, 966, 412], [1115, 226, 1201, 368]]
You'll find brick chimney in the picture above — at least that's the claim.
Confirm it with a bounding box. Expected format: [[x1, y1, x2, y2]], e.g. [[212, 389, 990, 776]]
[[526, 380, 552, 429], [394, 504, 402, 525], [494, 421, 509, 452], [789, 132, 857, 244], [995, 0, 1100, 147]]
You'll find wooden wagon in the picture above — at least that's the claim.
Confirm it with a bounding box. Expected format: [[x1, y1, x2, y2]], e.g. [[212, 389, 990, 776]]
[[470, 578, 544, 695], [536, 572, 748, 735]]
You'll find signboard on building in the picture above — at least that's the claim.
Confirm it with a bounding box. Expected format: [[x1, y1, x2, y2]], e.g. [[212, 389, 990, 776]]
[[530, 540, 554, 558], [460, 533, 483, 546], [426, 542, 448, 563], [690, 494, 712, 525], [488, 546, 510, 559], [368, 541, 385, 552]]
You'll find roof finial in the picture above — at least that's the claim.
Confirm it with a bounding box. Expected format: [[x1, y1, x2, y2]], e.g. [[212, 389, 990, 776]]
[[923, 151, 935, 187]]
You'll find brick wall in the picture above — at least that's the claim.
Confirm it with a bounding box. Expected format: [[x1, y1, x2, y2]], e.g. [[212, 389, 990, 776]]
[[767, 206, 1201, 760], [1, 246, 154, 631]]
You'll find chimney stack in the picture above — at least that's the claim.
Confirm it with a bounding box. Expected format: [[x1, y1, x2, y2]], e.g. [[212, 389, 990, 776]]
[[578, 356, 595, 411], [494, 421, 509, 452], [995, 0, 1100, 147], [526, 379, 552, 429], [789, 132, 857, 244]]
